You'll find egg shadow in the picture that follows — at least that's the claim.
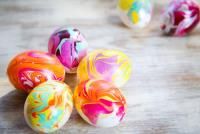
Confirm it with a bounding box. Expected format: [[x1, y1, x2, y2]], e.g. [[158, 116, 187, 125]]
[[0, 90, 34, 133], [64, 73, 91, 129], [65, 73, 78, 91], [106, 15, 162, 38], [159, 30, 200, 37], [0, 88, 88, 133], [106, 15, 127, 28], [187, 28, 200, 37]]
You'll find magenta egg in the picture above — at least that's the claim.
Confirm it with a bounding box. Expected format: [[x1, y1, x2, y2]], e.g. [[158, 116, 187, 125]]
[[161, 0, 200, 36], [48, 27, 88, 73]]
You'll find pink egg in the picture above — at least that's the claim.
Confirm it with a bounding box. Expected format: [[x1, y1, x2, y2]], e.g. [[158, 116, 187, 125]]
[[161, 0, 200, 36], [48, 27, 88, 73], [74, 79, 127, 127]]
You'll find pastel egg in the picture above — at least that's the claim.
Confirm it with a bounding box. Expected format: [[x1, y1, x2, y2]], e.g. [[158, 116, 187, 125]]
[[117, 0, 153, 28], [24, 81, 73, 133], [77, 49, 132, 87], [161, 0, 200, 36], [7, 50, 65, 93], [48, 27, 88, 73], [74, 79, 127, 127]]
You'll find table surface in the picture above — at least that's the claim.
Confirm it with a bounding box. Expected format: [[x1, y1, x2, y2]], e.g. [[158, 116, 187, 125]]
[[1, 0, 200, 134]]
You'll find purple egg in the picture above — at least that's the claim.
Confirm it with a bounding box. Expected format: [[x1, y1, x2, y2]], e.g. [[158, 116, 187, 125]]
[[48, 27, 88, 73]]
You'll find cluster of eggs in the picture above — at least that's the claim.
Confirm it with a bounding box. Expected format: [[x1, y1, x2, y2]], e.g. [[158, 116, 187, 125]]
[[118, 0, 200, 36], [7, 27, 132, 132]]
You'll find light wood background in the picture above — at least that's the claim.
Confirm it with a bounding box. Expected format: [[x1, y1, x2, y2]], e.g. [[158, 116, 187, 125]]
[[0, 0, 200, 133]]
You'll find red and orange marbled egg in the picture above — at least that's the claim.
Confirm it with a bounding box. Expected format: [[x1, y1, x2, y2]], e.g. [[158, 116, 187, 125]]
[[7, 50, 65, 93]]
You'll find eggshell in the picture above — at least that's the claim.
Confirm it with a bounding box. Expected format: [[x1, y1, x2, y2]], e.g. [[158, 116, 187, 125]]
[[48, 27, 88, 73], [161, 0, 200, 36], [118, 0, 153, 28], [7, 50, 65, 93], [74, 79, 127, 127], [24, 81, 73, 133], [77, 49, 132, 88]]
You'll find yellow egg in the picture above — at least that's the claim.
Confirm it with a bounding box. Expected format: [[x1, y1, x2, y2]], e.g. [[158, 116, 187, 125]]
[[77, 49, 132, 87]]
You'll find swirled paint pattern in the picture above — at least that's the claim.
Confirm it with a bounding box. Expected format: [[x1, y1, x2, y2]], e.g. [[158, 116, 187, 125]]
[[48, 27, 88, 73], [161, 0, 200, 36], [77, 49, 132, 87], [74, 80, 127, 127], [24, 81, 73, 133], [7, 50, 65, 93], [118, 0, 153, 28]]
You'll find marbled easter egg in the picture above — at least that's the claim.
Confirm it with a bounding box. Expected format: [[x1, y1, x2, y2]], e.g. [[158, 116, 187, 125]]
[[24, 81, 73, 133], [7, 50, 65, 93], [118, 0, 153, 28], [161, 0, 200, 36], [48, 27, 88, 73], [77, 49, 132, 87], [74, 79, 127, 127]]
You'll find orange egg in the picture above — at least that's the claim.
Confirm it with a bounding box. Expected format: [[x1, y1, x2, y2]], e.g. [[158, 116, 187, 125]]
[[7, 50, 65, 93]]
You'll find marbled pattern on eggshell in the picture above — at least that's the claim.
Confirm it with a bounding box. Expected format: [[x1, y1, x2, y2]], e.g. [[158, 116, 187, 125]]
[[77, 49, 132, 88], [161, 0, 200, 36], [118, 0, 153, 28], [7, 51, 65, 93], [24, 81, 73, 133], [74, 80, 127, 127], [48, 27, 88, 73]]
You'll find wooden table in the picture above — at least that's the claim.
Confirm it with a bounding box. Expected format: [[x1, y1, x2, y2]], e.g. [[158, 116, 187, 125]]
[[1, 0, 200, 133]]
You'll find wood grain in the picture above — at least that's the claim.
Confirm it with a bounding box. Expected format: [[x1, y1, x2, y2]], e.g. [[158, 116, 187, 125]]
[[1, 0, 200, 133]]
